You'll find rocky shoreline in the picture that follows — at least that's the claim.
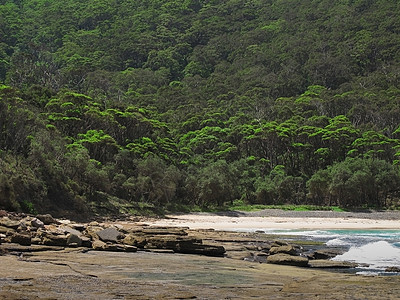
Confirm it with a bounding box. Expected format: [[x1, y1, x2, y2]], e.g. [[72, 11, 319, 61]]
[[0, 210, 359, 269], [1, 210, 400, 299]]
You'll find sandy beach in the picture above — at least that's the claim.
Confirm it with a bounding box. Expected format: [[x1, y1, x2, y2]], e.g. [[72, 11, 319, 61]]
[[140, 210, 400, 231]]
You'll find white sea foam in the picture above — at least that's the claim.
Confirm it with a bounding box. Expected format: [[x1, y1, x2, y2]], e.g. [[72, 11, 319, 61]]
[[332, 241, 400, 269], [238, 228, 400, 274], [326, 238, 350, 247]]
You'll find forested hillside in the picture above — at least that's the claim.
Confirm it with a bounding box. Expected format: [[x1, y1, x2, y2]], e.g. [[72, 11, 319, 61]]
[[1, 0, 400, 217]]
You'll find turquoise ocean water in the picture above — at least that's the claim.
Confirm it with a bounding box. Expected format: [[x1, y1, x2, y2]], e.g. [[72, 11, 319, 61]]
[[242, 228, 400, 275]]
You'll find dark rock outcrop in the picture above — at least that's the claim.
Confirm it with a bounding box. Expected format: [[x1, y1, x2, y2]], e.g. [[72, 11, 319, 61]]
[[308, 248, 344, 260]]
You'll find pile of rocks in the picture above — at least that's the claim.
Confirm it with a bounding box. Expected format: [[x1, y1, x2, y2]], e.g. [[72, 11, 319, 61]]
[[0, 212, 225, 257]]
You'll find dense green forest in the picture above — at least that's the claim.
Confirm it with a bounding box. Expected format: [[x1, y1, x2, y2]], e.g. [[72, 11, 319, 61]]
[[1, 0, 400, 217]]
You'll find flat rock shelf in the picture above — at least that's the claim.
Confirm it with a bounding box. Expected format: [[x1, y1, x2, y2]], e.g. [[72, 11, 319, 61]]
[[1, 250, 400, 299]]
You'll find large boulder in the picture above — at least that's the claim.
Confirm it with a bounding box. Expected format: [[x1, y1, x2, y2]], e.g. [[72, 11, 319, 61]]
[[31, 218, 45, 229], [36, 214, 58, 225], [96, 227, 123, 243], [60, 226, 82, 236], [66, 233, 82, 247], [267, 253, 309, 267]]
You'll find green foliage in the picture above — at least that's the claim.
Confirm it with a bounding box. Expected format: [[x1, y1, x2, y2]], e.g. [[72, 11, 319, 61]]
[[307, 158, 400, 208], [1, 1, 400, 216], [228, 200, 345, 212]]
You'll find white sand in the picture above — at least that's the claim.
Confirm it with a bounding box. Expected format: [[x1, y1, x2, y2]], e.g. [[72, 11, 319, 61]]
[[142, 214, 400, 231]]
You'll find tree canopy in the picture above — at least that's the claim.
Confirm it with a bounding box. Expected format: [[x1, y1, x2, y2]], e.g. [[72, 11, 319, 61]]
[[1, 0, 400, 217]]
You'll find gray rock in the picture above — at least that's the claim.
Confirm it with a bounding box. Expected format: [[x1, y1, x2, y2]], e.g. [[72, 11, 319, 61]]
[[36, 214, 58, 225], [60, 226, 82, 236], [96, 227, 123, 243], [31, 218, 45, 229], [66, 233, 82, 247], [80, 236, 92, 248], [267, 253, 309, 267]]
